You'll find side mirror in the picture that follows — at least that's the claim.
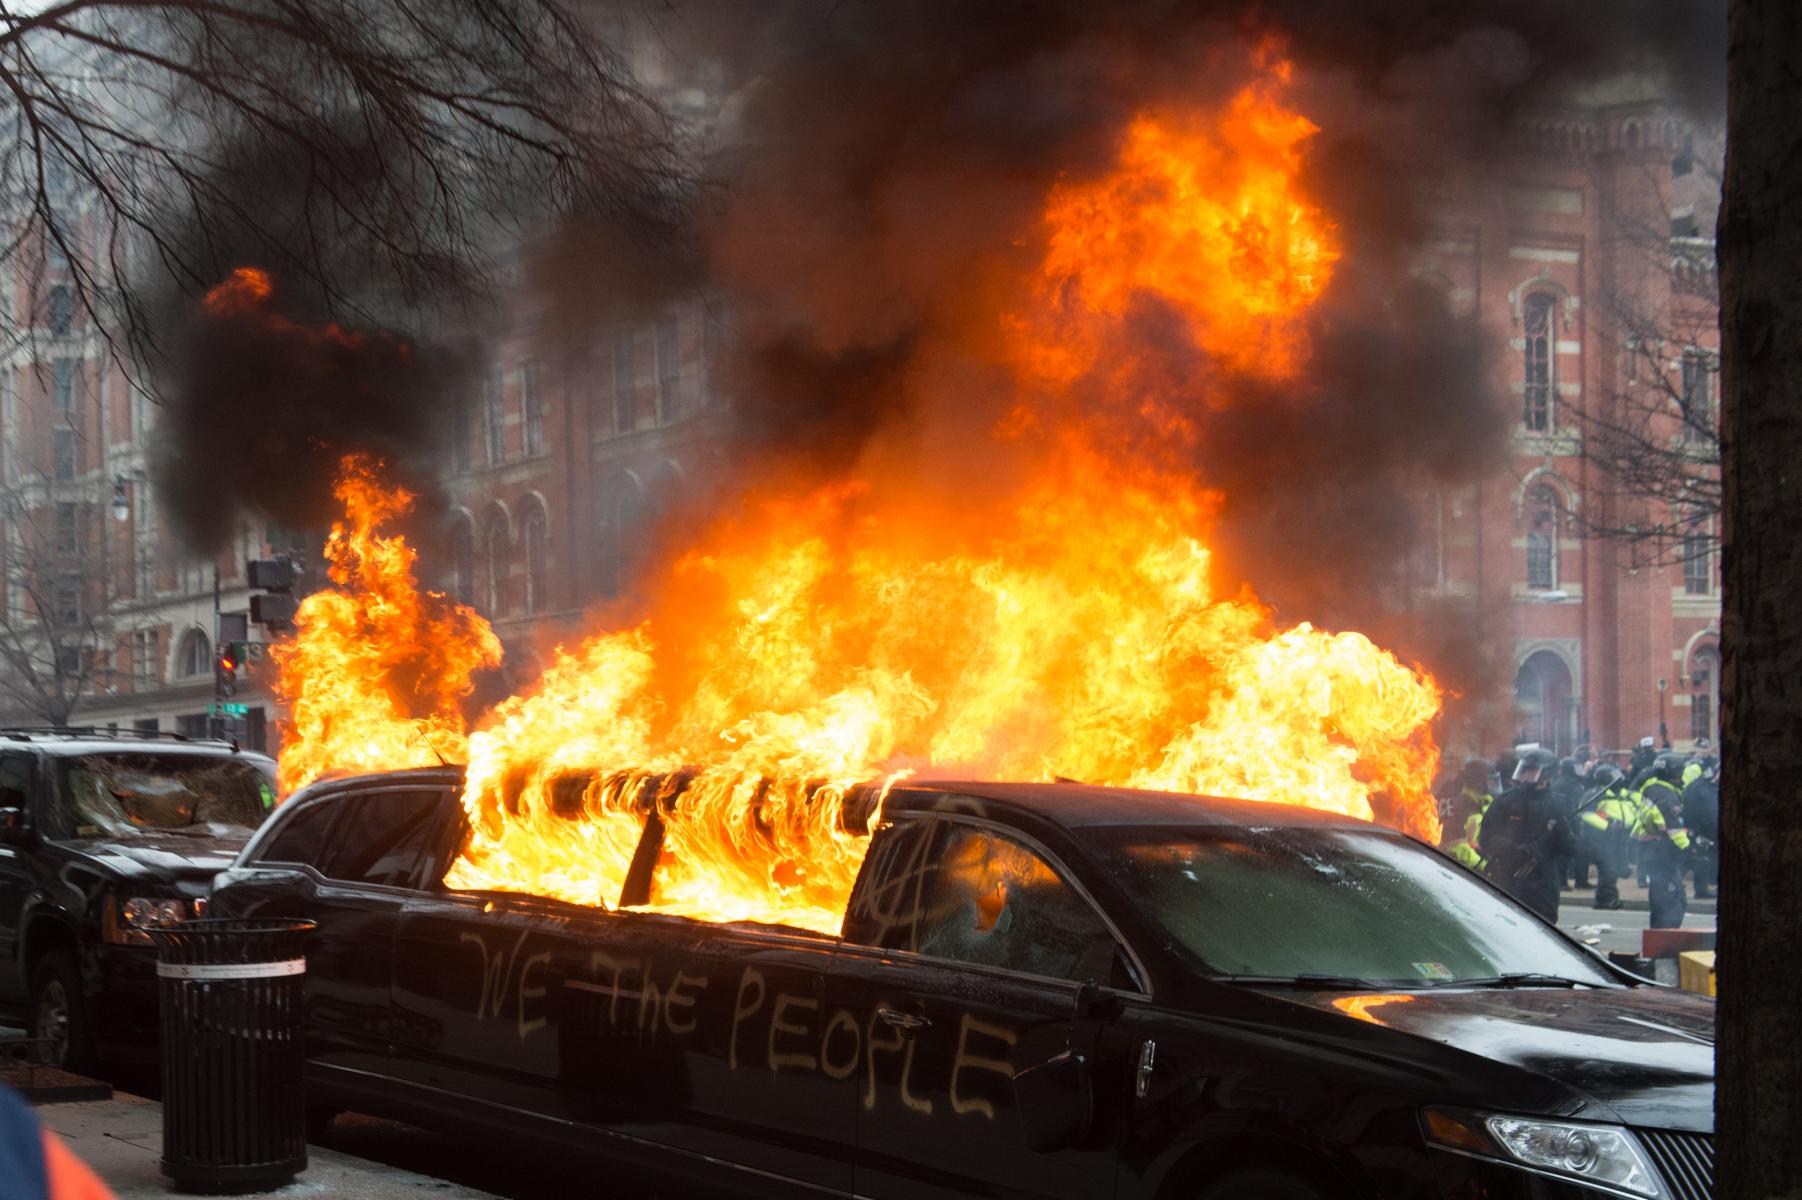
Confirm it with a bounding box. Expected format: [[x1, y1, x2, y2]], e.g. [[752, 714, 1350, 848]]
[[1012, 1048, 1093, 1153], [0, 807, 26, 845]]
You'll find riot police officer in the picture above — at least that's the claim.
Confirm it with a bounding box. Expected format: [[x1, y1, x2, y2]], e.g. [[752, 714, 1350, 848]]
[[1478, 747, 1574, 922], [1634, 754, 1693, 928], [1439, 758, 1492, 872], [1577, 764, 1631, 909]]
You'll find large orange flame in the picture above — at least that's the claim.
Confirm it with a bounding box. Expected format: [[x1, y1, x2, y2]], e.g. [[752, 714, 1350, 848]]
[[272, 455, 502, 793], [274, 55, 1442, 935]]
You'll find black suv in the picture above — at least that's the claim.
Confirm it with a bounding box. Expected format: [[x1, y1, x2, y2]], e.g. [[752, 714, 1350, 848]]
[[0, 729, 277, 1069]]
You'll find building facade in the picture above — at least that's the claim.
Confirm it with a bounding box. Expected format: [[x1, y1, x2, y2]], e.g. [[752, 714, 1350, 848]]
[[1416, 92, 1721, 759]]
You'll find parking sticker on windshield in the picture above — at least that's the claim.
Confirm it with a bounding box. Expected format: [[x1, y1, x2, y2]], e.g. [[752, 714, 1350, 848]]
[[1412, 962, 1454, 981]]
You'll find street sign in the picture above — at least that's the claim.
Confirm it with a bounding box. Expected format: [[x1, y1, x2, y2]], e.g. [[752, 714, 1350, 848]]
[[208, 702, 250, 717]]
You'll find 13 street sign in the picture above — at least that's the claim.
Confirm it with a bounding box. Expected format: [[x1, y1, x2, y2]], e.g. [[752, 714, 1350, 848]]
[[208, 702, 250, 717]]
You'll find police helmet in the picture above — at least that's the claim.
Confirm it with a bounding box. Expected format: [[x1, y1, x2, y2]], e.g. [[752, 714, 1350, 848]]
[[1558, 756, 1580, 777], [1590, 764, 1625, 790], [1653, 752, 1687, 781], [1512, 747, 1559, 785]]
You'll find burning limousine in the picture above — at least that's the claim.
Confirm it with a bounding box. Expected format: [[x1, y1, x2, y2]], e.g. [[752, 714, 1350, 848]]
[[207, 767, 1714, 1200]]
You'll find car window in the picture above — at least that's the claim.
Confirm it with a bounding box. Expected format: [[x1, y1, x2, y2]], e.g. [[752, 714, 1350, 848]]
[[843, 817, 942, 951], [913, 824, 1118, 983], [0, 754, 32, 812], [257, 798, 341, 868], [1100, 826, 1615, 986], [315, 790, 447, 888], [48, 753, 273, 839]]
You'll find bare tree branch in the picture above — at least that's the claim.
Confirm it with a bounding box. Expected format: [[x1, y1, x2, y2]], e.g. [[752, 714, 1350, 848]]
[[1567, 132, 1723, 569], [0, 0, 690, 398]]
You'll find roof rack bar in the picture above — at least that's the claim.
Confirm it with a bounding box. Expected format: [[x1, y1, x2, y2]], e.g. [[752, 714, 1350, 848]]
[[0, 726, 236, 748]]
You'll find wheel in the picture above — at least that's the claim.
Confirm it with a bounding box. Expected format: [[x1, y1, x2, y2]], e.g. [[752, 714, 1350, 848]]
[[1197, 1167, 1333, 1200], [30, 948, 97, 1074], [305, 1104, 340, 1143]]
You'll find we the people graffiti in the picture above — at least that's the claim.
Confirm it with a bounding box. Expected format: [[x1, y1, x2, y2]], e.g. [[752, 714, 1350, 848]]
[[455, 925, 1022, 1121]]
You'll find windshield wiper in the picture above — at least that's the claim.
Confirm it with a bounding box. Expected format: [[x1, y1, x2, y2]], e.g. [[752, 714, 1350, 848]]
[[1213, 973, 1387, 991], [1425, 973, 1599, 989]]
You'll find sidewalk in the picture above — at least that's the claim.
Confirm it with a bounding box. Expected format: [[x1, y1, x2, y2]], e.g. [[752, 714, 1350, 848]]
[[37, 1093, 503, 1200]]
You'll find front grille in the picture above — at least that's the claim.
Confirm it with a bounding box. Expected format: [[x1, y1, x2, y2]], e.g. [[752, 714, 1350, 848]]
[[1637, 1128, 1714, 1199]]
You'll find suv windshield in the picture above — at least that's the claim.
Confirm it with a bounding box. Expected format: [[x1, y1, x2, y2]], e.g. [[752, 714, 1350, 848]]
[[1099, 825, 1615, 988], [51, 753, 275, 839]]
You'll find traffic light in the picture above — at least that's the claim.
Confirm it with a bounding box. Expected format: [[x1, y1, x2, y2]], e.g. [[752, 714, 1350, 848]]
[[216, 647, 239, 697], [248, 556, 299, 627]]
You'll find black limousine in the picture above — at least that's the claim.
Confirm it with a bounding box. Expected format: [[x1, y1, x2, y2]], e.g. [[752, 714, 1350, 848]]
[[207, 768, 1714, 1200]]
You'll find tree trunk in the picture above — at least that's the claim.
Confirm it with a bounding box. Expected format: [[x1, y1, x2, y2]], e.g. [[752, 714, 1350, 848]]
[[1717, 2, 1802, 1195]]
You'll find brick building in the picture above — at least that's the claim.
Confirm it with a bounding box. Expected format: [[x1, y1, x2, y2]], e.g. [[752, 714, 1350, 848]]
[[0, 226, 286, 747], [437, 297, 730, 680], [0, 37, 285, 746], [1416, 87, 1721, 759]]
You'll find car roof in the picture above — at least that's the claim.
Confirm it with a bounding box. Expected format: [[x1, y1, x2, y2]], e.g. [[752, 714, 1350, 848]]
[[885, 778, 1376, 830], [0, 734, 274, 765], [291, 766, 1371, 834], [292, 765, 467, 801]]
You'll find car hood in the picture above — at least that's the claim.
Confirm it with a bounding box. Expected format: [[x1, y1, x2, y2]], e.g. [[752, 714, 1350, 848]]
[[66, 831, 251, 888], [1285, 985, 1715, 1132]]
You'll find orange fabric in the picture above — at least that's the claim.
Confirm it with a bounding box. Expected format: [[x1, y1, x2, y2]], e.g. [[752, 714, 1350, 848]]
[[41, 1132, 116, 1200]]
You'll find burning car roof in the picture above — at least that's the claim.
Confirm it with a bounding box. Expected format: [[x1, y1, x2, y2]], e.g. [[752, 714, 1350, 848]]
[[291, 764, 1369, 833]]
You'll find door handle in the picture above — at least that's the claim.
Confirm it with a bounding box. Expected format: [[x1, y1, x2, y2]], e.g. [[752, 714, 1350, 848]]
[[876, 1007, 931, 1031], [1135, 1039, 1156, 1099]]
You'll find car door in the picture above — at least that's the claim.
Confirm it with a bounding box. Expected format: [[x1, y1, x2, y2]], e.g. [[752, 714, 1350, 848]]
[[0, 752, 37, 1001], [834, 814, 1141, 1200], [387, 885, 594, 1121], [584, 910, 855, 1194], [391, 815, 859, 1196], [218, 786, 448, 1080]]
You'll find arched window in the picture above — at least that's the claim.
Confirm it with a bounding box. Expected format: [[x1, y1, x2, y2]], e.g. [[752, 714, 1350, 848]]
[[523, 507, 548, 615], [597, 475, 646, 598], [1525, 485, 1561, 590], [1522, 291, 1556, 431], [176, 628, 211, 678], [1514, 649, 1575, 755], [484, 515, 511, 617], [449, 523, 475, 606], [1688, 644, 1720, 747]]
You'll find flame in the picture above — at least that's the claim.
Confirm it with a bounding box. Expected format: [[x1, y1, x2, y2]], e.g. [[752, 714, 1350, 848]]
[[272, 455, 502, 793], [1012, 67, 1338, 394], [203, 267, 274, 316], [274, 53, 1443, 936]]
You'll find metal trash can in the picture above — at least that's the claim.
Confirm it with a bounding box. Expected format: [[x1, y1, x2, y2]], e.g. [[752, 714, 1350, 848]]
[[148, 918, 316, 1193]]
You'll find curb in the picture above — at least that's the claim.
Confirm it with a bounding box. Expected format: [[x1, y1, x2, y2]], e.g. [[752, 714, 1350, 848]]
[[1562, 894, 1717, 916]]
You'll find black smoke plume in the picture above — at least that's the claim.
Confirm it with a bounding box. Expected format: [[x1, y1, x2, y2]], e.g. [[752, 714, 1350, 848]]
[[666, 0, 1723, 697], [153, 272, 470, 551]]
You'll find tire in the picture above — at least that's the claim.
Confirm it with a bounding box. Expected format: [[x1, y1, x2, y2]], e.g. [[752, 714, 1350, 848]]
[[305, 1104, 339, 1143], [30, 947, 98, 1074], [1197, 1167, 1333, 1200]]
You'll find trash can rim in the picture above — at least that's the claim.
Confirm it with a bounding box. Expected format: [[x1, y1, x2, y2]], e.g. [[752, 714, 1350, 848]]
[[155, 917, 318, 935]]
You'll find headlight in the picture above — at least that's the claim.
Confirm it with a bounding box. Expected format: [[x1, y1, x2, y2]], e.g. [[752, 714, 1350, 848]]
[[104, 896, 197, 945], [1423, 1108, 1666, 1198]]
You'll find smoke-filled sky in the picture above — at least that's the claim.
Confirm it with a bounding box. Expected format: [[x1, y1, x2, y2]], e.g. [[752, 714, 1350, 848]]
[[154, 0, 1723, 697]]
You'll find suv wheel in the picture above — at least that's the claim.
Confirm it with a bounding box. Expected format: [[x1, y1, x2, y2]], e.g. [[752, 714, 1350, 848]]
[[31, 948, 97, 1074]]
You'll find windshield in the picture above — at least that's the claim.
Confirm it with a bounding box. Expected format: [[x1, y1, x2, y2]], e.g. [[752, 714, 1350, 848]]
[[1099, 825, 1615, 988], [51, 754, 276, 839]]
